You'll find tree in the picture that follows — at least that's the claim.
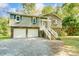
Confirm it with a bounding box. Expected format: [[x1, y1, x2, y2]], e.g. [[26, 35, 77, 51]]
[[42, 5, 54, 14], [62, 16, 77, 35], [56, 3, 79, 19], [55, 7, 64, 19], [22, 3, 35, 14], [56, 3, 79, 36], [0, 17, 9, 36]]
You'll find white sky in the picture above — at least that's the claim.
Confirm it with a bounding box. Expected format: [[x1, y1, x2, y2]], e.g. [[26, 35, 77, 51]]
[[35, 3, 45, 10], [0, 3, 8, 8]]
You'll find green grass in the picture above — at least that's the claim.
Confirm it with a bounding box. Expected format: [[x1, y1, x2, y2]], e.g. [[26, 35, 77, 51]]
[[59, 36, 79, 54], [61, 38, 79, 47], [0, 35, 10, 40]]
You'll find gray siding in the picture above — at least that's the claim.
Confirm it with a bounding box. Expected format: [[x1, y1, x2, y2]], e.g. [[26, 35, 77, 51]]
[[9, 15, 40, 27], [48, 16, 62, 28]]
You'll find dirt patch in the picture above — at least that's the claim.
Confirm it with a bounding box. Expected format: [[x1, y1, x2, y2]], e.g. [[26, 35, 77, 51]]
[[55, 45, 79, 56]]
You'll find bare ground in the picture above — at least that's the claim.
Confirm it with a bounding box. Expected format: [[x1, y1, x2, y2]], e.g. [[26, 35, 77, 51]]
[[55, 45, 79, 56]]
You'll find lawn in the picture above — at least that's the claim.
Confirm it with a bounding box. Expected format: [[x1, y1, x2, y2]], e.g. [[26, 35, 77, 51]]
[[59, 36, 79, 56], [0, 34, 10, 40]]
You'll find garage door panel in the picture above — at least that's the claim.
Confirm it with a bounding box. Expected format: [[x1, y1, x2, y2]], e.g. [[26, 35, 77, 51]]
[[28, 29, 38, 37], [13, 29, 26, 38]]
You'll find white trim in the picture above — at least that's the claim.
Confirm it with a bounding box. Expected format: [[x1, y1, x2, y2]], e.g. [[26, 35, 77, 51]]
[[32, 17, 37, 24], [15, 15, 21, 23]]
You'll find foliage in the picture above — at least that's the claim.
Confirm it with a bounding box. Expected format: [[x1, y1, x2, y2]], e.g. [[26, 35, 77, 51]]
[[56, 3, 79, 19], [62, 3, 79, 15], [42, 5, 54, 14], [62, 16, 77, 35], [0, 17, 9, 36], [22, 3, 35, 14], [59, 31, 67, 36], [57, 3, 79, 36]]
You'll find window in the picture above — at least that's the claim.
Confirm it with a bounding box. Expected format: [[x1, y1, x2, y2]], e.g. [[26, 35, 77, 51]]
[[10, 14, 16, 19], [14, 15, 16, 19], [15, 16, 22, 23], [32, 17, 37, 24], [16, 17, 20, 21], [10, 14, 22, 23]]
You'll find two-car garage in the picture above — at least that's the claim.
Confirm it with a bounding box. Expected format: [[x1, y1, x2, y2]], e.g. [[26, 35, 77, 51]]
[[12, 28, 39, 38]]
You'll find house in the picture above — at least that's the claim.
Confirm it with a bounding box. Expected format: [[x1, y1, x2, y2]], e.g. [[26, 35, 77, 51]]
[[8, 12, 62, 40], [43, 13, 62, 35]]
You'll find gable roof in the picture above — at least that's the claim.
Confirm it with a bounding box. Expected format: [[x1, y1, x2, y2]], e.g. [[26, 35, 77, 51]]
[[7, 12, 47, 19], [8, 11, 62, 20], [42, 13, 62, 20]]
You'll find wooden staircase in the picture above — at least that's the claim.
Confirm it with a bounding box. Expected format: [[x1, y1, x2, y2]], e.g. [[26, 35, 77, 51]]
[[42, 26, 58, 40], [40, 19, 58, 40]]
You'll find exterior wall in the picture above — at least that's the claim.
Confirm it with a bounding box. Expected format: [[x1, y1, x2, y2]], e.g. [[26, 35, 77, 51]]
[[9, 15, 41, 27], [48, 16, 62, 28]]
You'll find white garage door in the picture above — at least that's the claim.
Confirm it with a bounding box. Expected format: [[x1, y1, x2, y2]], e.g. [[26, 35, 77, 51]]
[[13, 29, 26, 38], [28, 29, 38, 37]]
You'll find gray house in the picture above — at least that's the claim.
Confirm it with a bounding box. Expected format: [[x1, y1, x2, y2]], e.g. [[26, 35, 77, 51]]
[[8, 12, 62, 40]]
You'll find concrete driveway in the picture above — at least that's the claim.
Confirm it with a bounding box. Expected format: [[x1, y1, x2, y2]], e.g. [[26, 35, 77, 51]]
[[0, 38, 63, 56]]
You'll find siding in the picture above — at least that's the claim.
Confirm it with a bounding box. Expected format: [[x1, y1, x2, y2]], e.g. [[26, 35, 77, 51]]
[[9, 16, 40, 27], [49, 16, 62, 28]]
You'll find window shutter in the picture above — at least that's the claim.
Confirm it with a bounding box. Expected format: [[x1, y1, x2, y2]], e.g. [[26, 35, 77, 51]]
[[32, 17, 37, 24], [14, 15, 16, 19], [10, 14, 16, 19]]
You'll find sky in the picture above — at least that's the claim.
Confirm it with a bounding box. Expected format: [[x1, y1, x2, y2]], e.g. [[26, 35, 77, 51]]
[[0, 3, 63, 17]]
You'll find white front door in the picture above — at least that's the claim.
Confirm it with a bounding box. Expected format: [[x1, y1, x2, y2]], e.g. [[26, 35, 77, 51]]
[[28, 29, 38, 37], [13, 29, 26, 38]]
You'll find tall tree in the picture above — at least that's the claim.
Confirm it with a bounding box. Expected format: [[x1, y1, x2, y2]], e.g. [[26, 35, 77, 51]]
[[42, 5, 54, 14], [62, 3, 79, 16], [61, 3, 79, 35], [22, 3, 35, 14], [62, 16, 77, 35], [56, 3, 79, 19]]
